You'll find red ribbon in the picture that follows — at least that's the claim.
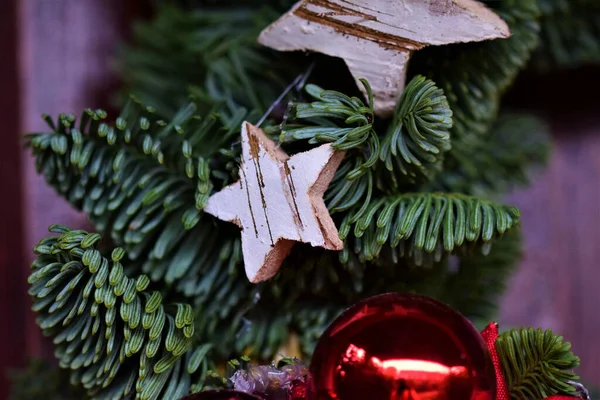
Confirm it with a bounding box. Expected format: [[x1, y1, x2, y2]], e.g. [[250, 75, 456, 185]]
[[481, 323, 578, 400]]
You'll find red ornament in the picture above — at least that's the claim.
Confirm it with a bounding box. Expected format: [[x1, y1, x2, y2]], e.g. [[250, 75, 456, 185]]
[[481, 323, 510, 400], [180, 390, 262, 400], [545, 397, 582, 400], [308, 293, 496, 400]]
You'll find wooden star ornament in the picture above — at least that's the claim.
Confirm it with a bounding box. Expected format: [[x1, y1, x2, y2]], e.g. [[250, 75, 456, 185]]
[[204, 122, 345, 283], [258, 0, 511, 117]]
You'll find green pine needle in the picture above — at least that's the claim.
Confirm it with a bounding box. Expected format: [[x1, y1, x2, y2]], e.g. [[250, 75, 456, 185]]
[[28, 226, 205, 400], [411, 0, 541, 193], [26, 99, 244, 299], [497, 328, 580, 399], [117, 4, 305, 118], [534, 0, 600, 71], [8, 359, 89, 400], [26, 91, 524, 376], [438, 228, 522, 323], [338, 192, 520, 266], [428, 113, 552, 197], [22, 2, 600, 397], [380, 75, 453, 181], [281, 76, 454, 220], [284, 75, 452, 183], [281, 79, 378, 178]]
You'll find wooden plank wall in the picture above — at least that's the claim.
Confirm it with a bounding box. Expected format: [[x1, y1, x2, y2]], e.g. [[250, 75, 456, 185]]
[[18, 0, 131, 364], [0, 0, 27, 397], [501, 69, 600, 386], [502, 122, 600, 383], [1, 0, 599, 396]]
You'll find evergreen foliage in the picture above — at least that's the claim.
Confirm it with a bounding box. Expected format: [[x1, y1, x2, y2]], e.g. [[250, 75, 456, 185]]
[[8, 359, 87, 400], [283, 76, 453, 183], [436, 228, 522, 325], [496, 328, 580, 399], [428, 113, 551, 196], [410, 0, 542, 196], [19, 0, 600, 398], [28, 226, 203, 399], [535, 0, 600, 71], [26, 100, 242, 295], [26, 73, 521, 368], [117, 3, 303, 118], [338, 192, 520, 266], [26, 101, 270, 363]]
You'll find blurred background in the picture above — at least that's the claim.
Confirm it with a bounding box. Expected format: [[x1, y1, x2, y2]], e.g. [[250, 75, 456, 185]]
[[1, 0, 599, 398]]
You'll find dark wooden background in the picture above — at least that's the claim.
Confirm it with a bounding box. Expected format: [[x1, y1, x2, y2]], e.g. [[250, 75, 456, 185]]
[[1, 0, 599, 397]]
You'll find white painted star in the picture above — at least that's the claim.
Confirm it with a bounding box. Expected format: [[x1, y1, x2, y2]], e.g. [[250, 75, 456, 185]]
[[258, 0, 510, 116], [204, 122, 345, 283]]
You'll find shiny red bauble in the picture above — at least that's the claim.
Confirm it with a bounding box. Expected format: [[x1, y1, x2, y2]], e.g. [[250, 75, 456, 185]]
[[180, 390, 262, 400], [308, 293, 496, 400]]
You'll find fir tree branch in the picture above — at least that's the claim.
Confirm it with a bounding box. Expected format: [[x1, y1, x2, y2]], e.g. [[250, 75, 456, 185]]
[[437, 228, 521, 323], [26, 101, 294, 364], [283, 75, 452, 183], [292, 303, 345, 356], [280, 79, 378, 179], [118, 4, 306, 118], [427, 113, 551, 197], [338, 192, 520, 266], [280, 76, 453, 220], [27, 99, 367, 366], [497, 328, 580, 400], [269, 230, 523, 355], [410, 0, 541, 194], [27, 91, 523, 372], [22, 2, 590, 398], [26, 100, 243, 294], [8, 359, 88, 400], [534, 0, 600, 71], [28, 225, 204, 400], [380, 75, 452, 182]]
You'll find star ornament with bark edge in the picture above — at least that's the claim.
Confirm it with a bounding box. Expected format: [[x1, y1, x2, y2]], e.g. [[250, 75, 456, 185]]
[[258, 0, 511, 117], [204, 122, 345, 283]]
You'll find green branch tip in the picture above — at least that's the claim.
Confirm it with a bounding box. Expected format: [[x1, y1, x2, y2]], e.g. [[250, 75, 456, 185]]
[[497, 327, 581, 400]]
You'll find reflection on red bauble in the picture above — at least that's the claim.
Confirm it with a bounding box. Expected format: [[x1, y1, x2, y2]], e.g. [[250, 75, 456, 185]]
[[180, 390, 262, 400], [308, 293, 496, 400]]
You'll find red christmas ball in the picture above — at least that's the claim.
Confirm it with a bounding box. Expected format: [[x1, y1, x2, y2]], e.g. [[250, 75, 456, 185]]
[[308, 293, 496, 400], [180, 390, 262, 400]]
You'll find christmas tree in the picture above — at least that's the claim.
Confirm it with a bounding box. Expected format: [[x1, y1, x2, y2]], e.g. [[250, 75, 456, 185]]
[[14, 0, 600, 399]]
